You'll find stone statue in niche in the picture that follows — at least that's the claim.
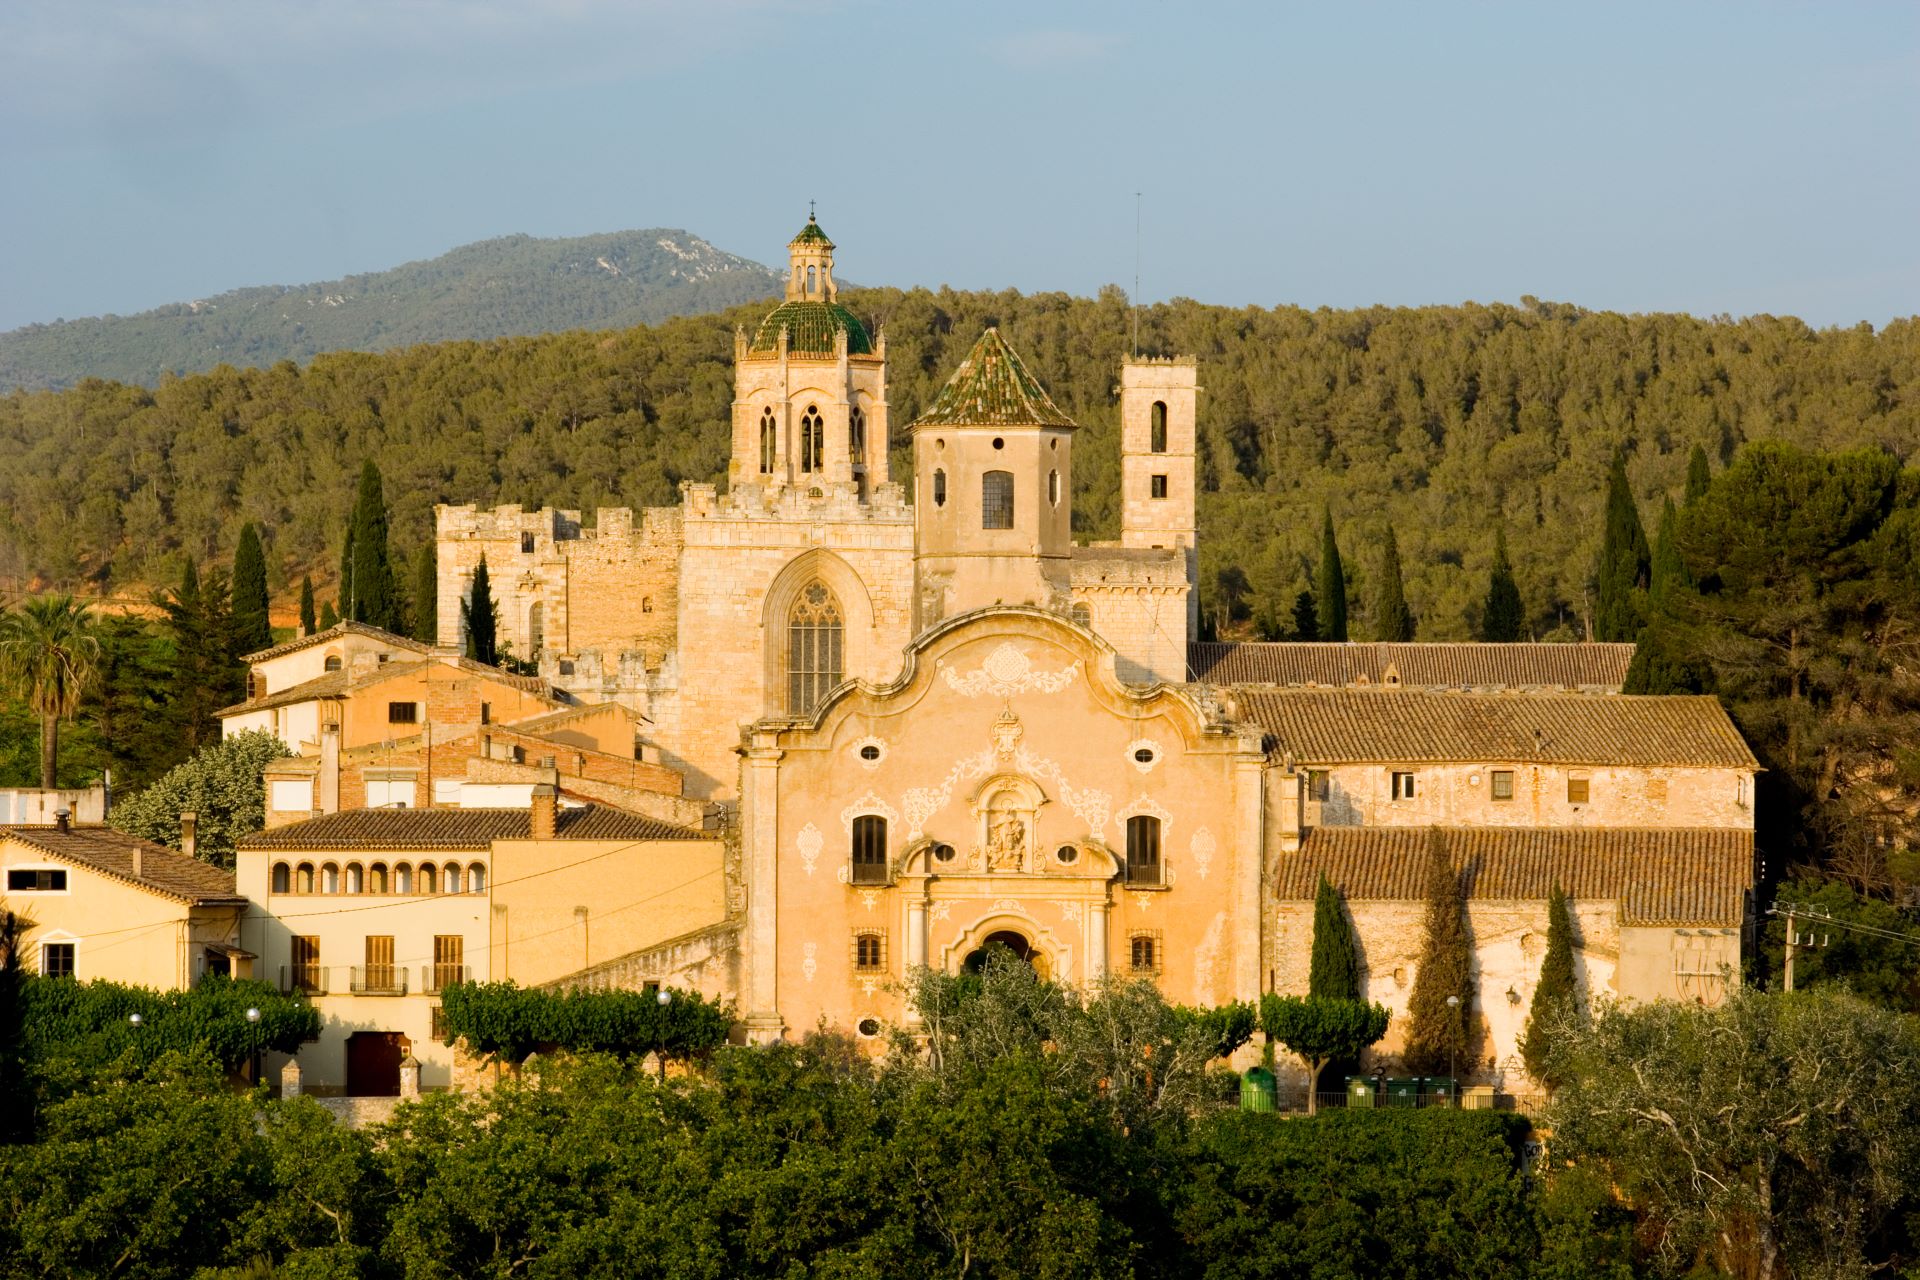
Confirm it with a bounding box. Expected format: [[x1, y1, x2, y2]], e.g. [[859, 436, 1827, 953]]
[[986, 813, 1027, 872]]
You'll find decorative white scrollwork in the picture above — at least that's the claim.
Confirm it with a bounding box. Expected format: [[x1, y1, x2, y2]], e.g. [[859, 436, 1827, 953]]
[[796, 822, 823, 876], [840, 792, 900, 833], [802, 942, 818, 983], [859, 889, 881, 912], [942, 643, 1081, 698], [1189, 826, 1216, 881]]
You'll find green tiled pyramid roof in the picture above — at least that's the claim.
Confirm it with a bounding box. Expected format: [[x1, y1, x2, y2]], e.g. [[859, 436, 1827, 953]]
[[748, 300, 873, 356], [790, 216, 834, 247], [910, 328, 1078, 430]]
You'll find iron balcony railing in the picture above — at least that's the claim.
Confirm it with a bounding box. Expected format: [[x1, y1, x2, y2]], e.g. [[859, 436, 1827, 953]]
[[348, 966, 408, 996], [423, 964, 471, 994]]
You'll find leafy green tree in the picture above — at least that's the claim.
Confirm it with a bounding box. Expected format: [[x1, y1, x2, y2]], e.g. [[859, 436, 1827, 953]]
[[1480, 526, 1526, 641], [1685, 442, 1713, 504], [1548, 989, 1920, 1280], [1759, 877, 1920, 1012], [1259, 995, 1389, 1113], [345, 460, 401, 631], [1308, 872, 1359, 1001], [1373, 524, 1413, 641], [1519, 884, 1577, 1087], [0, 909, 27, 1144], [1315, 508, 1347, 642], [436, 981, 731, 1067], [411, 542, 438, 644], [1402, 829, 1477, 1075], [297, 573, 316, 636], [463, 555, 497, 665], [1593, 454, 1650, 642], [0, 595, 100, 789], [110, 729, 289, 867], [1620, 620, 1715, 694], [230, 521, 273, 654]]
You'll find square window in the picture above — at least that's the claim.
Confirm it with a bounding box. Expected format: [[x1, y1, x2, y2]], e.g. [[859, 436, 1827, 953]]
[[853, 931, 886, 973], [1306, 770, 1330, 802], [520, 532, 536, 553], [1128, 933, 1162, 975], [388, 701, 419, 724], [1490, 770, 1514, 801], [1391, 771, 1417, 801], [41, 942, 75, 978], [1567, 778, 1590, 805], [1150, 474, 1168, 499], [6, 868, 66, 892]]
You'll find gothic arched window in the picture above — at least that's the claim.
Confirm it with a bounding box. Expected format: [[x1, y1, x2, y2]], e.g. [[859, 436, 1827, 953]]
[[759, 407, 777, 474], [849, 406, 866, 458], [800, 404, 825, 473], [1150, 401, 1168, 453], [786, 582, 843, 714], [982, 470, 1014, 529]]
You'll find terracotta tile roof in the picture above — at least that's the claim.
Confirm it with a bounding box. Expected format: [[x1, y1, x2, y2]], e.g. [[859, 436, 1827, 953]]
[[1189, 642, 1635, 690], [1, 826, 244, 905], [221, 654, 554, 718], [221, 670, 350, 716], [239, 805, 705, 851], [910, 328, 1078, 430], [1278, 826, 1752, 926], [242, 620, 431, 665], [1233, 689, 1757, 768]]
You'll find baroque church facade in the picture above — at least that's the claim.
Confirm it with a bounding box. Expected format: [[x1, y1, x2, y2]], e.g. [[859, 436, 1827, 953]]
[[425, 218, 1758, 1071]]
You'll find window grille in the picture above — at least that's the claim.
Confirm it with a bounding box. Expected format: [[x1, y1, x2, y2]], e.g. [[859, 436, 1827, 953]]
[[1491, 770, 1515, 801], [1129, 933, 1161, 974], [982, 470, 1014, 529], [851, 815, 888, 885], [853, 931, 886, 972], [1307, 770, 1331, 802], [388, 701, 418, 724], [787, 583, 843, 714]]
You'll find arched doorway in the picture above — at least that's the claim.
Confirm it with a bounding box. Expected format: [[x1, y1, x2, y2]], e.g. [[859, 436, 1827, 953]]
[[963, 929, 1049, 981]]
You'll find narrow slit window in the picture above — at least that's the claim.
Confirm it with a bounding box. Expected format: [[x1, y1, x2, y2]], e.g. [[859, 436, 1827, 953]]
[[800, 405, 824, 473], [1150, 400, 1168, 453], [849, 406, 866, 458], [1150, 474, 1168, 499], [933, 469, 947, 507], [760, 407, 778, 474]]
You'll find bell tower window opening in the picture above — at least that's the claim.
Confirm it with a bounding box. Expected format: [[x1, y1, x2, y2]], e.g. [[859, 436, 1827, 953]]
[[1150, 401, 1168, 453], [807, 265, 816, 294], [982, 470, 1014, 530], [851, 814, 887, 885], [800, 405, 825, 474], [786, 582, 843, 714], [933, 469, 947, 507], [759, 407, 777, 474], [850, 406, 866, 459]]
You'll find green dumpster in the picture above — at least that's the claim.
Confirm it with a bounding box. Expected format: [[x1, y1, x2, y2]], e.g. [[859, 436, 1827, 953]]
[[1424, 1076, 1458, 1107], [1345, 1076, 1376, 1109], [1383, 1076, 1421, 1108], [1239, 1067, 1276, 1113]]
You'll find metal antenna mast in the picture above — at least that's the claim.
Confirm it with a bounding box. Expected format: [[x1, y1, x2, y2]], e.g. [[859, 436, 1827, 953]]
[[1132, 192, 1142, 356]]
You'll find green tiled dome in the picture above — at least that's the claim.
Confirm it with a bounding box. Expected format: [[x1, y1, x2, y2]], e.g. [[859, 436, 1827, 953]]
[[748, 300, 874, 356]]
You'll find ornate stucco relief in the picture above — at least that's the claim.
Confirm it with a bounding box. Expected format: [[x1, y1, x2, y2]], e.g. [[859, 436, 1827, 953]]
[[796, 822, 823, 876], [940, 643, 1081, 698]]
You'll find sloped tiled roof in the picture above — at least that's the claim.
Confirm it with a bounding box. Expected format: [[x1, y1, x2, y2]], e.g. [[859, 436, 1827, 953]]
[[239, 805, 705, 851], [910, 328, 1078, 430], [221, 654, 553, 719], [242, 620, 432, 665], [1190, 642, 1635, 691], [790, 215, 834, 247], [1278, 826, 1752, 926], [1233, 689, 1757, 768], [1, 826, 244, 905]]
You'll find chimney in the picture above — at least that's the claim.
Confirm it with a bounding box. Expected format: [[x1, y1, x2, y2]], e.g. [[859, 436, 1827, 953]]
[[530, 783, 557, 841], [180, 811, 198, 860], [132, 842, 143, 880], [54, 807, 70, 834]]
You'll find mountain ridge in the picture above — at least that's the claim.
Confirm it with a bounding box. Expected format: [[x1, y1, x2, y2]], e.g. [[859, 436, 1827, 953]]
[[0, 228, 784, 391]]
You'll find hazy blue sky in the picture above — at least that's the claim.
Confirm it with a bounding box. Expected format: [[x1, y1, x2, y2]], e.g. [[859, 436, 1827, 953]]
[[2, 1, 1914, 332]]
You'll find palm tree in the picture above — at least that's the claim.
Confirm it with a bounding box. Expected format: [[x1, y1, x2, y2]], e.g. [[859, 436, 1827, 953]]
[[0, 596, 101, 789]]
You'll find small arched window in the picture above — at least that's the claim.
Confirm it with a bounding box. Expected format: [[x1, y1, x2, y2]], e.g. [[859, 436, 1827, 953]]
[[528, 602, 544, 656], [395, 863, 413, 895], [1070, 603, 1092, 628], [849, 406, 866, 458], [271, 862, 290, 894], [800, 405, 824, 473], [641, 597, 653, 613], [807, 265, 816, 293], [933, 469, 947, 507], [419, 862, 437, 894], [442, 864, 461, 895], [323, 655, 342, 672], [851, 815, 888, 884], [759, 406, 777, 474], [787, 583, 844, 715], [982, 470, 1014, 529], [370, 863, 388, 895], [1048, 469, 1061, 507], [344, 863, 363, 895], [1150, 401, 1168, 453], [321, 863, 340, 895], [468, 864, 487, 894], [1125, 816, 1162, 886], [296, 863, 314, 895]]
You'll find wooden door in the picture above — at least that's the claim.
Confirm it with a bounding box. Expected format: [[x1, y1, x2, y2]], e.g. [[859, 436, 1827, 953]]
[[345, 1030, 410, 1097]]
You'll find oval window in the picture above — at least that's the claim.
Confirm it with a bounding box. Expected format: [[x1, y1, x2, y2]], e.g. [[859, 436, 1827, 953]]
[[933, 843, 956, 864], [992, 437, 1005, 450], [1134, 748, 1155, 764], [856, 1017, 881, 1038], [859, 744, 881, 761], [1055, 844, 1079, 865]]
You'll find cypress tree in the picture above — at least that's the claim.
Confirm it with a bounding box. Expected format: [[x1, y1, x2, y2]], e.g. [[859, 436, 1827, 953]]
[[1290, 589, 1319, 642], [1402, 829, 1476, 1075], [1308, 873, 1359, 1000], [347, 461, 400, 631], [412, 543, 439, 645], [1650, 495, 1689, 605], [318, 599, 338, 630], [1684, 443, 1713, 505], [338, 523, 356, 622], [230, 523, 272, 654], [1593, 455, 1650, 642], [1315, 509, 1347, 642], [158, 557, 241, 756], [1481, 527, 1525, 642], [298, 576, 317, 635], [1520, 883, 1577, 1088], [464, 556, 497, 666], [1373, 525, 1413, 641]]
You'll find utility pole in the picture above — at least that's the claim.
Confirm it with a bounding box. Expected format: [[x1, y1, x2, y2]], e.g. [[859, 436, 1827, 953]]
[[1784, 904, 1796, 992]]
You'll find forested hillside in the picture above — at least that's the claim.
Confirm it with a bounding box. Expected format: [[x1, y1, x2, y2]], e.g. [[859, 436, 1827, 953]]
[[0, 229, 781, 392], [0, 287, 1914, 644]]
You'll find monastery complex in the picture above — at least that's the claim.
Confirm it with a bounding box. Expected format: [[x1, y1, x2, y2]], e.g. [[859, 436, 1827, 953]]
[[2, 219, 1760, 1099]]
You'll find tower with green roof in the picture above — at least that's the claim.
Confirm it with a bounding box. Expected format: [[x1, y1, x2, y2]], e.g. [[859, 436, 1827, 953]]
[[727, 213, 891, 500]]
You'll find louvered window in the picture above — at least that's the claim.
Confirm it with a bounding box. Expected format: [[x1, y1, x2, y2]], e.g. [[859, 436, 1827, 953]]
[[1126, 816, 1162, 886], [851, 815, 888, 885]]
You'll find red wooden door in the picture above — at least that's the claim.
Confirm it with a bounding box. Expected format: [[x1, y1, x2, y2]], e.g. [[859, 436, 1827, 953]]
[[345, 1030, 410, 1097]]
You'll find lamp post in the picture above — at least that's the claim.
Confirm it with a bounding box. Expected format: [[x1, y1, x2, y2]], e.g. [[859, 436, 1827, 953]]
[[246, 1006, 262, 1087], [1445, 994, 1461, 1106], [127, 1012, 143, 1028]]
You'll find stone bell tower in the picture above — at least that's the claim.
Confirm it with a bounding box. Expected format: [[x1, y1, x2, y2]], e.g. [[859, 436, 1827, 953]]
[[1119, 357, 1200, 638]]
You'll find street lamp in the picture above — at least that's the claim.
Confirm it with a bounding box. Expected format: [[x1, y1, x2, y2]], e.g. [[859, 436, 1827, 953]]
[[1445, 995, 1461, 1105], [656, 988, 671, 1007], [127, 1013, 143, 1028], [246, 1007, 262, 1087]]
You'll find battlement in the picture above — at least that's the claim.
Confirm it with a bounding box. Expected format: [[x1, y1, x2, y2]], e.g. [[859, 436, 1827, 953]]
[[681, 480, 912, 525], [1122, 354, 1199, 370], [436, 503, 679, 548]]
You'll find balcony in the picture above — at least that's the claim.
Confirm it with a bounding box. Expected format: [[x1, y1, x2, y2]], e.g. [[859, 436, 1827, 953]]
[[348, 966, 408, 996], [423, 964, 471, 994]]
